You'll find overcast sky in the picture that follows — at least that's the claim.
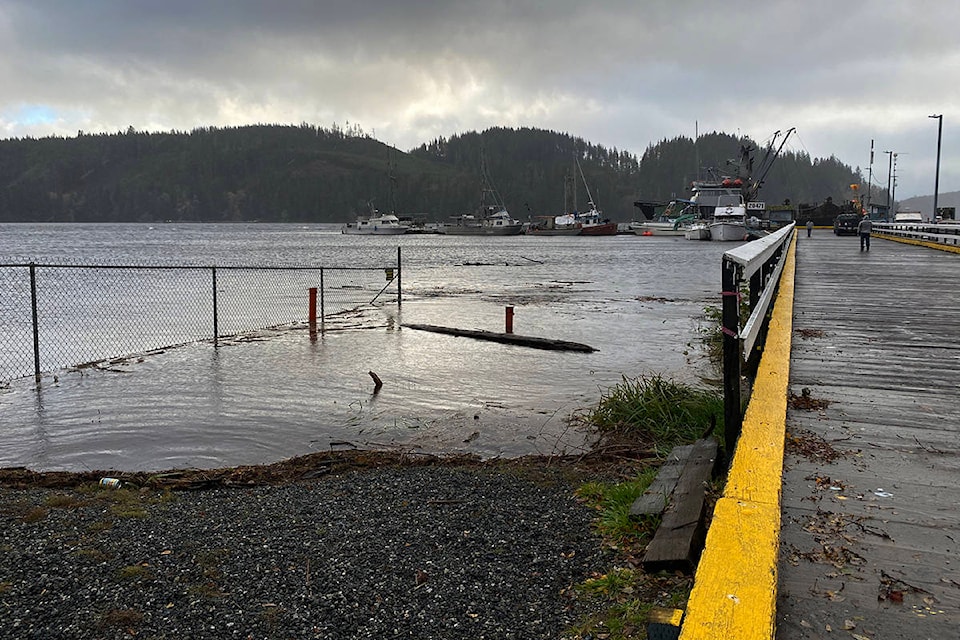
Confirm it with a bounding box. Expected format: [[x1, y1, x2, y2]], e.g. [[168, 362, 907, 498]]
[[1, 0, 957, 201]]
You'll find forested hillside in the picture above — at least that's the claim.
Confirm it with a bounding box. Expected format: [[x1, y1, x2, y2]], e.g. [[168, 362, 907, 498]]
[[0, 124, 870, 223]]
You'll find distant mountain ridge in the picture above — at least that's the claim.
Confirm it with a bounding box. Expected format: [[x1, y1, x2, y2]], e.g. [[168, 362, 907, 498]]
[[0, 124, 872, 223], [898, 192, 960, 218]]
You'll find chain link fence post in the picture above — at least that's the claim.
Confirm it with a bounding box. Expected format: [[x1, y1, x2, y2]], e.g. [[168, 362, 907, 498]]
[[212, 266, 219, 347], [30, 262, 41, 382]]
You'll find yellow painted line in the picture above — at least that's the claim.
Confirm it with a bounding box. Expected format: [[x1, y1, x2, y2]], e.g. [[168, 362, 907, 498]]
[[874, 233, 960, 254], [679, 233, 797, 640]]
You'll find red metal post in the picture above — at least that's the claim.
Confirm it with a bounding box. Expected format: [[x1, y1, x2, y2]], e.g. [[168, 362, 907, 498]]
[[308, 287, 318, 335], [505, 306, 514, 334]]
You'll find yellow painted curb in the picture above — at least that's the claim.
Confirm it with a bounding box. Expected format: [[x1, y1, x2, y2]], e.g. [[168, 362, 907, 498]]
[[679, 233, 797, 640], [874, 233, 960, 254]]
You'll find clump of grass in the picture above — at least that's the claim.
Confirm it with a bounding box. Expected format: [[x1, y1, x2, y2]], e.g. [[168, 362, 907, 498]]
[[582, 373, 723, 455], [576, 467, 659, 545], [98, 608, 143, 630], [21, 506, 48, 523], [117, 564, 153, 582], [44, 493, 85, 509]]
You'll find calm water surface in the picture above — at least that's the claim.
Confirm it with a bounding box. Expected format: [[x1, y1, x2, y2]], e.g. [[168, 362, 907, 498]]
[[0, 223, 732, 471]]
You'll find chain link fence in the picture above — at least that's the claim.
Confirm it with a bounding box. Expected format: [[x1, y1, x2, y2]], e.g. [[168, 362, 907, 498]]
[[0, 253, 401, 384]]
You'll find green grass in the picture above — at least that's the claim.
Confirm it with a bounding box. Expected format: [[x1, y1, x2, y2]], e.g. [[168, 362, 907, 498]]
[[576, 467, 659, 545], [581, 373, 723, 455]]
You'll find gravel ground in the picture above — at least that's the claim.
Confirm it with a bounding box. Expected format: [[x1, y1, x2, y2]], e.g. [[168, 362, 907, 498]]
[[0, 463, 614, 639]]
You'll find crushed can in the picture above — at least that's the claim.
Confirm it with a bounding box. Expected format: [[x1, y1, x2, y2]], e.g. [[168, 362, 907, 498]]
[[99, 477, 121, 489]]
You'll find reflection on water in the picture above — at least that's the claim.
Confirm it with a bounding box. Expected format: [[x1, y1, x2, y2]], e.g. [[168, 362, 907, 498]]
[[0, 224, 731, 471]]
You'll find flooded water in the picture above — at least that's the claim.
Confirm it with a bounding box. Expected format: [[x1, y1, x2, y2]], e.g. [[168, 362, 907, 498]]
[[0, 223, 733, 472]]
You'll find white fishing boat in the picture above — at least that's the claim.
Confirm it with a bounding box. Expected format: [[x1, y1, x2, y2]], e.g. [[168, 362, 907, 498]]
[[441, 207, 525, 235], [708, 199, 749, 241], [529, 159, 616, 236], [633, 199, 699, 236], [684, 222, 711, 240], [441, 148, 525, 236], [684, 127, 795, 242], [341, 211, 408, 235]]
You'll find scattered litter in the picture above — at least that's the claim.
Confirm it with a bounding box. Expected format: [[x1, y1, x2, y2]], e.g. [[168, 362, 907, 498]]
[[874, 489, 893, 498]]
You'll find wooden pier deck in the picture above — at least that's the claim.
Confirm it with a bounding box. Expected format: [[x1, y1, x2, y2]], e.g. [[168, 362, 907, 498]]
[[776, 232, 960, 638]]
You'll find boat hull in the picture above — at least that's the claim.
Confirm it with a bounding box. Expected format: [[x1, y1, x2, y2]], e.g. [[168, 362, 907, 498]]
[[439, 224, 525, 236], [633, 222, 687, 237], [684, 225, 711, 240], [342, 226, 407, 235], [578, 222, 618, 236], [527, 226, 581, 236], [709, 222, 747, 241]]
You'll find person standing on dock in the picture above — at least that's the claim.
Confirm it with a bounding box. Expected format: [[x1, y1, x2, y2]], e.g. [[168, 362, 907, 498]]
[[806, 219, 813, 237], [858, 213, 873, 251]]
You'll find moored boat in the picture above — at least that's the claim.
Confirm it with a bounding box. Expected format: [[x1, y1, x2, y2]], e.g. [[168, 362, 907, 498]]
[[633, 199, 699, 236], [440, 207, 525, 236], [684, 222, 711, 240], [342, 211, 408, 235]]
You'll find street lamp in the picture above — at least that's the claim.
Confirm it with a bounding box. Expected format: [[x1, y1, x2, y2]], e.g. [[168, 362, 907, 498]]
[[929, 114, 943, 222]]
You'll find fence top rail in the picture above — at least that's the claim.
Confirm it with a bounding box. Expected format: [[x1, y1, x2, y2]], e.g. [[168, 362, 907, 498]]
[[722, 223, 795, 279], [0, 262, 395, 271]]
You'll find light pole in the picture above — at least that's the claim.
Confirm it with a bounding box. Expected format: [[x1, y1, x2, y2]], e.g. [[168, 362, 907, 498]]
[[884, 150, 894, 220], [891, 153, 899, 216], [929, 114, 943, 222]]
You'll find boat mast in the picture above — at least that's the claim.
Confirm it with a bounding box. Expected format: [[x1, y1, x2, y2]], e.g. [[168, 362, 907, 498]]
[[576, 157, 595, 209]]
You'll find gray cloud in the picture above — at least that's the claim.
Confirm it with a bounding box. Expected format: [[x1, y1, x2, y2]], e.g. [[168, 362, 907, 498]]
[[1, 0, 958, 198]]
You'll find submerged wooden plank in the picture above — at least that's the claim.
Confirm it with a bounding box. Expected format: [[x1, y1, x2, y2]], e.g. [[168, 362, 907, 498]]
[[402, 323, 597, 352], [642, 437, 718, 573]]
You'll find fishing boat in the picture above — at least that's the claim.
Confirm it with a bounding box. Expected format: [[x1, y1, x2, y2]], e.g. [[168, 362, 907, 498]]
[[632, 199, 699, 236], [709, 197, 749, 241], [529, 159, 616, 236], [573, 159, 616, 236], [441, 149, 524, 236], [576, 203, 618, 235], [684, 221, 711, 240], [528, 213, 582, 235], [685, 128, 795, 242], [343, 152, 409, 235], [341, 210, 408, 235], [440, 207, 525, 235]]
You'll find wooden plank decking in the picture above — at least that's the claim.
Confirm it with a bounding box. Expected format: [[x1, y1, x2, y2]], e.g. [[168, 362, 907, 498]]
[[777, 232, 960, 638]]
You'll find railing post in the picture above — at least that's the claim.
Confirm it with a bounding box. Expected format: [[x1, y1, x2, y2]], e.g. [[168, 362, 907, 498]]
[[29, 263, 40, 382], [212, 266, 218, 347], [721, 257, 743, 457], [397, 246, 402, 307]]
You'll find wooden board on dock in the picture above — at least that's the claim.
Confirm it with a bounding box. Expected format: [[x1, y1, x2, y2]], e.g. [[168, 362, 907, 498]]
[[641, 437, 718, 573], [402, 323, 597, 352]]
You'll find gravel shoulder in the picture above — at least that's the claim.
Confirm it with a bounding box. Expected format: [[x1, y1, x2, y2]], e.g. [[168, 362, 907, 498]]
[[0, 452, 622, 639]]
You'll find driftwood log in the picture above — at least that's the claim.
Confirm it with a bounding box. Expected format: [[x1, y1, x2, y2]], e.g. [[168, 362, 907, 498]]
[[402, 323, 596, 353]]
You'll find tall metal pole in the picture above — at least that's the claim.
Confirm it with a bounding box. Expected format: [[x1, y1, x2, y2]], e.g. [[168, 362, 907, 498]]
[[866, 139, 874, 214], [884, 151, 894, 220], [929, 114, 943, 222], [891, 153, 898, 215]]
